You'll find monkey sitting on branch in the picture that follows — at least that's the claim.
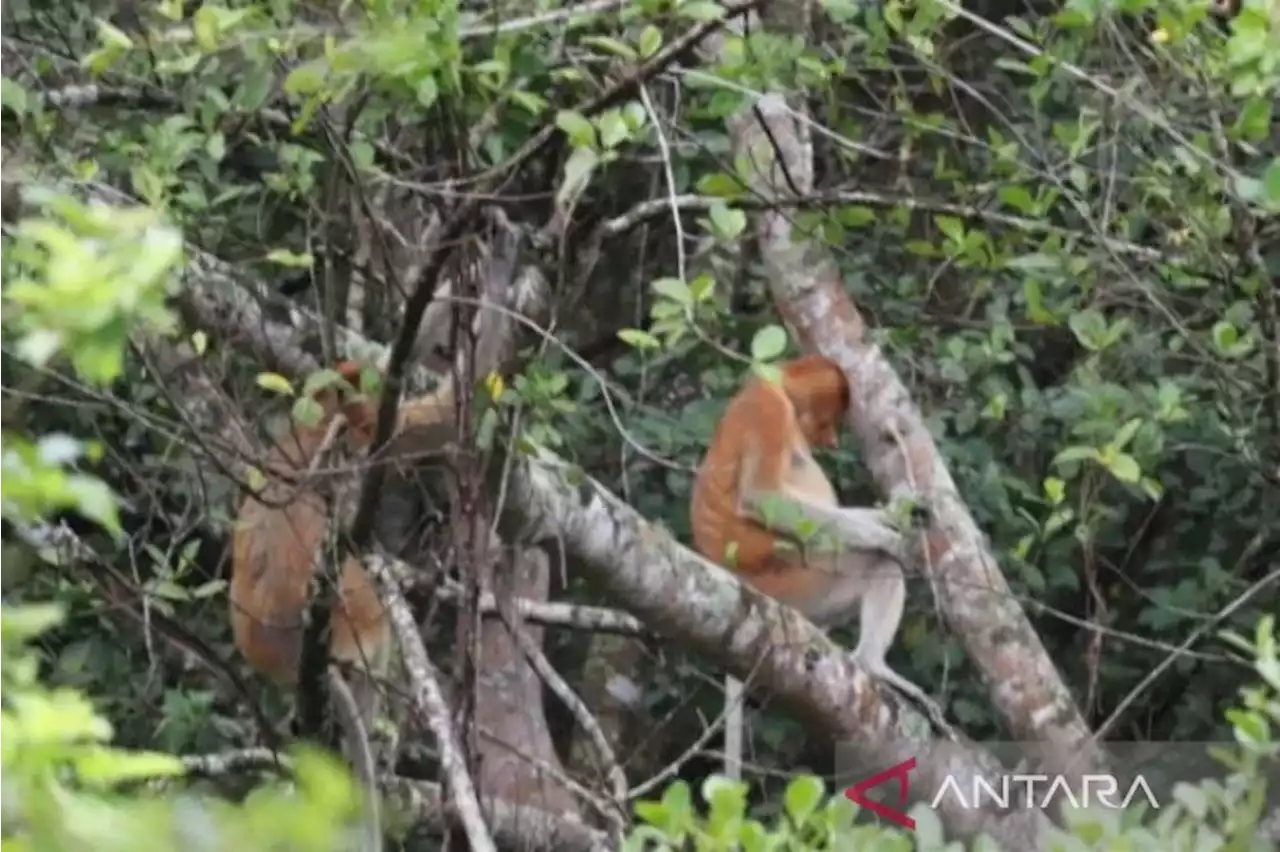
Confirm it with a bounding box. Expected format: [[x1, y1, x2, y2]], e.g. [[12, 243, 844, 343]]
[[690, 354, 946, 779]]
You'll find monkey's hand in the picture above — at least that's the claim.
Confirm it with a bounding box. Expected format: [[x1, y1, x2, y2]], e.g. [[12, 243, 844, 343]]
[[744, 491, 908, 562]]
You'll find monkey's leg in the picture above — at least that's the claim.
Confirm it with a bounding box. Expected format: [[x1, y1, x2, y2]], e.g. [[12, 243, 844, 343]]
[[846, 559, 955, 738]]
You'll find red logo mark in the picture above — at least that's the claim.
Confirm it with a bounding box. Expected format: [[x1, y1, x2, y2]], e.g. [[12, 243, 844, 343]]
[[844, 757, 917, 829]]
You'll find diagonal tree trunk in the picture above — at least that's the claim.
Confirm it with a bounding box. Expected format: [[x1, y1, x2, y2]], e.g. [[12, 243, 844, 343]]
[[717, 5, 1103, 785]]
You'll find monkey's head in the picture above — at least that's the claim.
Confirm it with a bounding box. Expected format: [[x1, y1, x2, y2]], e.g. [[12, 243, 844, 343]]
[[318, 360, 380, 446], [783, 355, 850, 449]]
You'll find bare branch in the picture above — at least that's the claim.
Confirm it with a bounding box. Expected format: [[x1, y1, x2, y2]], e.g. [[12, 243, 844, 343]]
[[433, 579, 647, 636], [366, 555, 497, 852]]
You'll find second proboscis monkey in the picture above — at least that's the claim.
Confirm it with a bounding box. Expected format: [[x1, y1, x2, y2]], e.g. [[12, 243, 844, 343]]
[[230, 360, 457, 852], [691, 354, 936, 722], [230, 360, 454, 685]]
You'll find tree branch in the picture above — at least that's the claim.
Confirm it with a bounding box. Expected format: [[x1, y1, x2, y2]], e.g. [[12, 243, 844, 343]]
[[728, 87, 1103, 780], [494, 443, 1053, 847]]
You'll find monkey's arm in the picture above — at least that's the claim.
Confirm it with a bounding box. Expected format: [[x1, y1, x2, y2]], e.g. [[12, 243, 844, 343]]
[[734, 389, 909, 560], [740, 491, 909, 562]]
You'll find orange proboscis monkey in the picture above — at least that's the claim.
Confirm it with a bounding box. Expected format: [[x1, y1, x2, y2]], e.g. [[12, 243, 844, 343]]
[[230, 360, 454, 684], [229, 360, 456, 852], [691, 354, 939, 777]]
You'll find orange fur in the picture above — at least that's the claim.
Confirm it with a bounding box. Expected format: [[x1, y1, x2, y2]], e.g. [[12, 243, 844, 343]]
[[693, 354, 943, 753], [229, 361, 456, 684], [690, 354, 851, 604], [229, 361, 390, 684]]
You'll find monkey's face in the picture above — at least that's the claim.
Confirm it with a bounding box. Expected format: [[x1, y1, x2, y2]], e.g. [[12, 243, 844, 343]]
[[798, 411, 842, 449]]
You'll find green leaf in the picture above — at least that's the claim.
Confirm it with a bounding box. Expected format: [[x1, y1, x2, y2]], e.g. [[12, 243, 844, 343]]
[[1043, 476, 1066, 505], [73, 747, 184, 786], [256, 372, 296, 396], [934, 214, 965, 243], [638, 25, 663, 58], [622, 101, 647, 131], [1111, 418, 1142, 451], [911, 802, 946, 848], [1212, 320, 1239, 351], [751, 361, 783, 387], [1068, 309, 1107, 350], [696, 172, 745, 198], [998, 184, 1036, 213], [193, 5, 220, 51], [662, 778, 693, 818], [1006, 252, 1059, 272], [580, 35, 637, 60], [558, 145, 598, 206], [555, 109, 597, 148], [651, 277, 691, 304], [65, 476, 122, 536], [510, 89, 547, 115], [838, 205, 876, 226], [291, 396, 324, 427], [1233, 97, 1273, 143], [633, 800, 670, 828], [284, 62, 326, 95], [679, 1, 726, 20], [95, 18, 134, 50], [617, 328, 661, 350], [1023, 278, 1056, 325], [1173, 783, 1208, 818], [1051, 445, 1101, 467], [1263, 157, 1280, 210], [2, 603, 66, 642], [1, 77, 31, 116], [994, 57, 1038, 76], [688, 273, 716, 302], [415, 74, 439, 108], [301, 368, 348, 398], [708, 201, 746, 240], [750, 324, 788, 361], [596, 109, 629, 150], [783, 775, 824, 825], [1105, 452, 1141, 483], [265, 249, 314, 268]]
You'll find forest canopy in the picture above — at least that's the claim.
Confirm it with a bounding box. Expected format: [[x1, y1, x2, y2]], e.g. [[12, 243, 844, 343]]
[[1, 0, 1278, 848]]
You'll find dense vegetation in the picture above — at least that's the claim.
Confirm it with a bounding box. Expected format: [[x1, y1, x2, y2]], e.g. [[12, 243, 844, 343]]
[[2, 0, 1277, 848]]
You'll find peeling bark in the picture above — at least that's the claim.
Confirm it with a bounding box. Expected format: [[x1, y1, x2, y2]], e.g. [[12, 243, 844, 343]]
[[498, 446, 1053, 846]]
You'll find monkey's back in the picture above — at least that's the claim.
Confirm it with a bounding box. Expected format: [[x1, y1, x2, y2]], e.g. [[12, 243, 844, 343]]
[[229, 440, 387, 684], [691, 377, 798, 574]]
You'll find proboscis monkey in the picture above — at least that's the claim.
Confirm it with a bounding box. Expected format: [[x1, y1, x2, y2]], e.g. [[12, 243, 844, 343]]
[[230, 360, 386, 684], [230, 360, 456, 683], [230, 360, 456, 852], [691, 354, 940, 778]]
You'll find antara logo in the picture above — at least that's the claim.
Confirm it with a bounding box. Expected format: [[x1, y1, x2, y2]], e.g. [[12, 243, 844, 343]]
[[844, 757, 1161, 830]]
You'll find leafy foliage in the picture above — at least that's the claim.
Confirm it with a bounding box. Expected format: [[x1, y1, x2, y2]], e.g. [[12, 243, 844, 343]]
[[1, 0, 1277, 845]]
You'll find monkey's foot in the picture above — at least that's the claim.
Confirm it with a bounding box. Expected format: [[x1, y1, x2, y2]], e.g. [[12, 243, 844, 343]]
[[888, 683, 958, 741], [855, 660, 959, 740]]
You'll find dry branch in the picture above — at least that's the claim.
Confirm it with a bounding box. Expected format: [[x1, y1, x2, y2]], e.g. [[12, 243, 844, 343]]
[[366, 556, 497, 852]]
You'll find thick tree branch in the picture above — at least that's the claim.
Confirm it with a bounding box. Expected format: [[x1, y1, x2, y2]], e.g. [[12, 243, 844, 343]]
[[728, 88, 1102, 778], [494, 444, 1052, 847]]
